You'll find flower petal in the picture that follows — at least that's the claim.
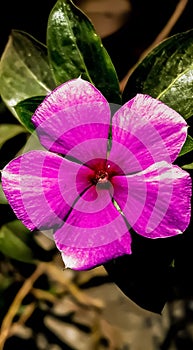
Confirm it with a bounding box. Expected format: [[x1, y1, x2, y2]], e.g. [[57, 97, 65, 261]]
[[32, 78, 111, 161], [59, 232, 132, 270], [110, 94, 188, 173], [112, 161, 191, 238], [1, 150, 92, 231], [54, 186, 132, 269]]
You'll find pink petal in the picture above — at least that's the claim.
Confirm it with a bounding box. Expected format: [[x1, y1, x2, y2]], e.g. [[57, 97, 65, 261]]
[[32, 78, 110, 162], [1, 150, 92, 231], [112, 161, 191, 238], [54, 186, 132, 269], [110, 94, 188, 173], [59, 232, 132, 270]]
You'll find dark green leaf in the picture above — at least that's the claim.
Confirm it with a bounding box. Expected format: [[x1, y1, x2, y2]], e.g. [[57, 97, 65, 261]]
[[179, 135, 193, 157], [123, 29, 193, 120], [6, 219, 31, 237], [0, 30, 55, 120], [14, 96, 46, 133], [47, 0, 121, 104], [0, 222, 34, 262]]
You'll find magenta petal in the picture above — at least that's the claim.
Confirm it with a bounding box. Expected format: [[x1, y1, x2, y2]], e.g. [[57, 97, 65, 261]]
[[1, 150, 91, 231], [32, 78, 110, 161], [113, 161, 191, 239], [54, 187, 132, 269], [110, 94, 188, 173], [58, 232, 132, 270]]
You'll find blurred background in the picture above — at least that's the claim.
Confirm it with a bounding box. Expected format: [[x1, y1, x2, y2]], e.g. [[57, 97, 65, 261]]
[[0, 1, 193, 349]]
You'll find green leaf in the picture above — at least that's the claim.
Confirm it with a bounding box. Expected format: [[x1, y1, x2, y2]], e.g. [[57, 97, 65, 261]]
[[179, 134, 193, 157], [123, 29, 193, 120], [14, 96, 45, 133], [0, 30, 55, 120], [0, 123, 26, 149], [0, 222, 34, 262], [182, 162, 193, 169], [0, 183, 8, 204], [47, 0, 121, 104], [6, 220, 31, 243]]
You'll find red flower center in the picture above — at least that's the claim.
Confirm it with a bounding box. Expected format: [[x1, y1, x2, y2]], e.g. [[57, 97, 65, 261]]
[[76, 158, 124, 195], [91, 168, 112, 190], [92, 169, 109, 185]]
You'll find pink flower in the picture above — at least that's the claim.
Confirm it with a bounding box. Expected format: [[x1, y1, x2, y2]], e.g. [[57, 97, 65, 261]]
[[2, 78, 191, 270]]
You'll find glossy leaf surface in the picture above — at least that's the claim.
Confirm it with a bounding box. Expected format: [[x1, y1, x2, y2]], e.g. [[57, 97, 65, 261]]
[[15, 96, 45, 132], [47, 0, 121, 104], [123, 29, 193, 119], [0, 30, 55, 119]]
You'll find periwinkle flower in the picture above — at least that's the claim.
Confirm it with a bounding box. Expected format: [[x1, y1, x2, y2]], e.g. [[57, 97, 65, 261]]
[[2, 78, 191, 270]]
